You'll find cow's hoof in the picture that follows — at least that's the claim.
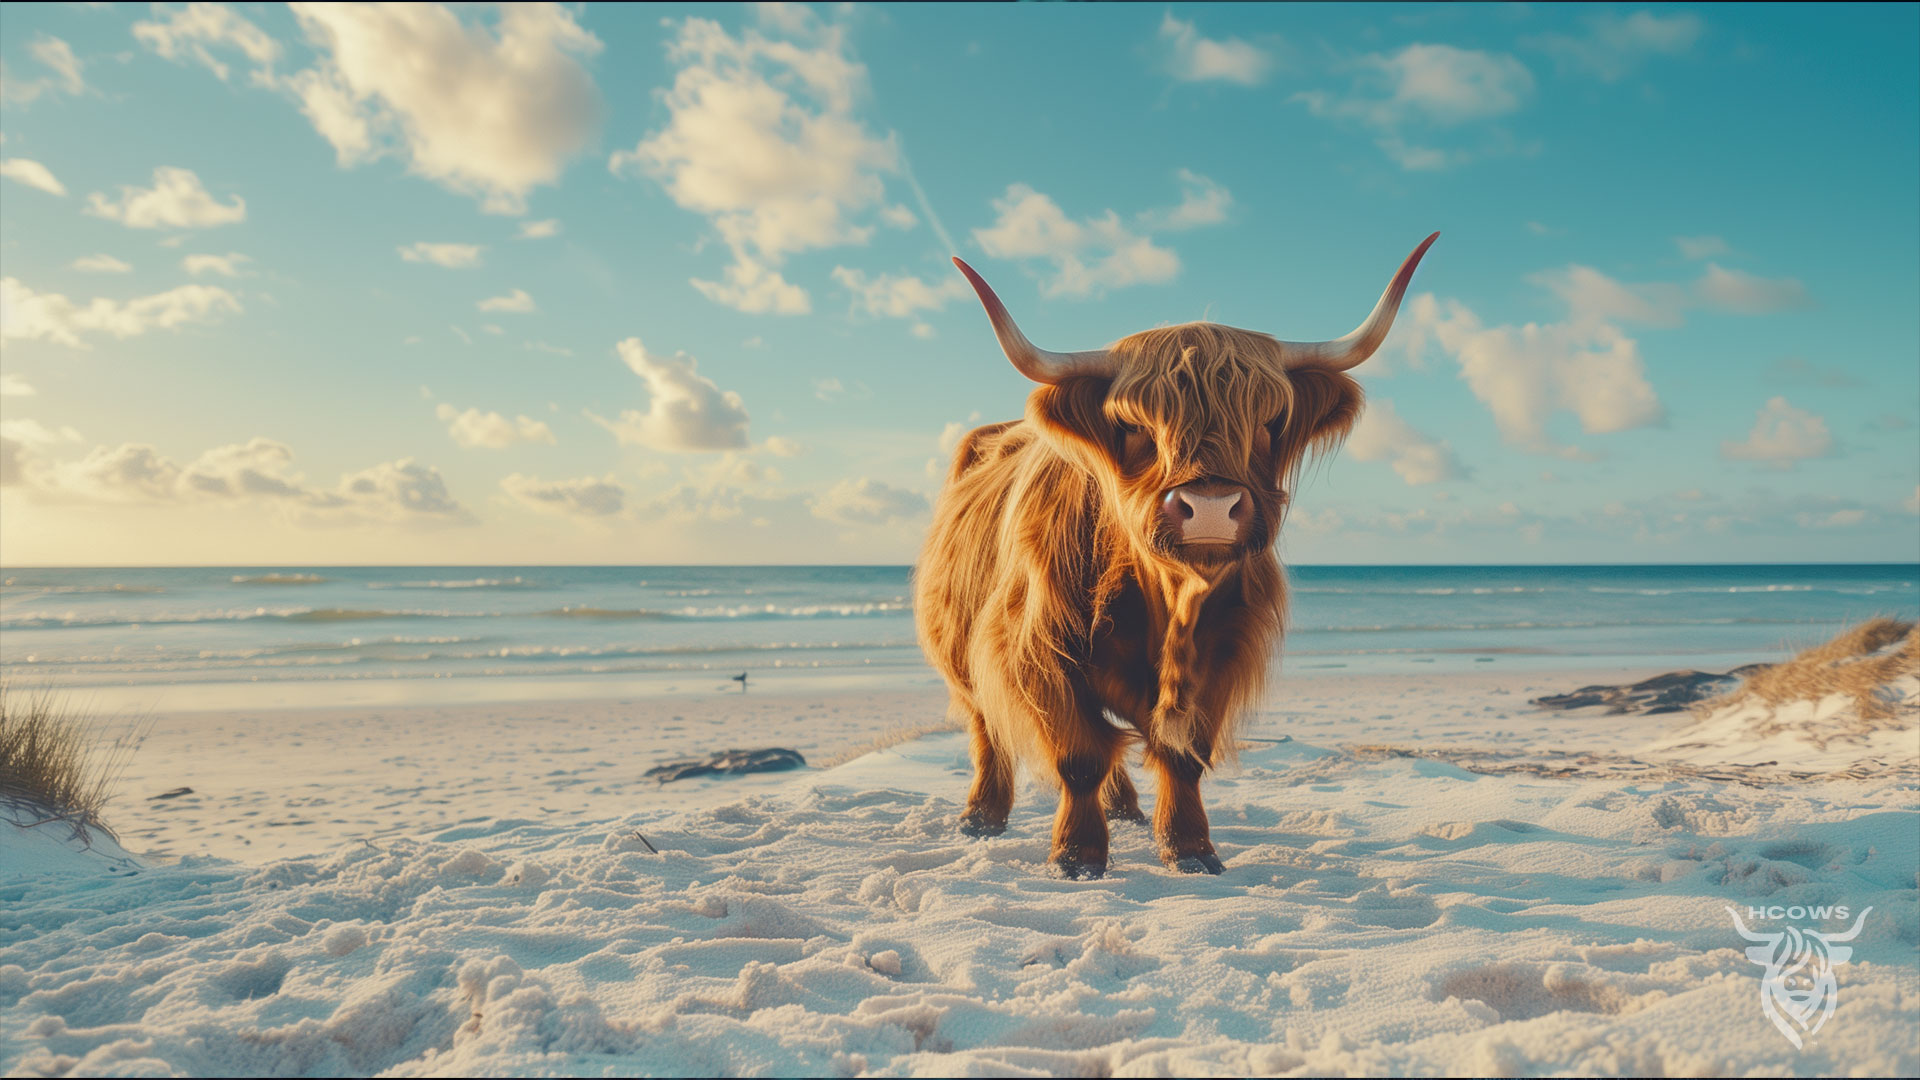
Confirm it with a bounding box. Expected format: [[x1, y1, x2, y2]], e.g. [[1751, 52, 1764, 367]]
[[1052, 855, 1107, 880], [1170, 852, 1225, 875], [959, 815, 1006, 838]]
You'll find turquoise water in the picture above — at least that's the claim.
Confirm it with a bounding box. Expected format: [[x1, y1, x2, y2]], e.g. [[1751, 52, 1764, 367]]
[[1, 565, 1913, 701]]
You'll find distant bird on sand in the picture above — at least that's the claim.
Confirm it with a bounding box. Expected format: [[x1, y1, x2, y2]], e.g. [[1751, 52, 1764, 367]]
[[731, 671, 749, 692]]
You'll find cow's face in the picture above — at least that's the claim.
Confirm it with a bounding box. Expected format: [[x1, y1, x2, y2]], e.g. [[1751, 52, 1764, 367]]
[[1030, 324, 1362, 565]]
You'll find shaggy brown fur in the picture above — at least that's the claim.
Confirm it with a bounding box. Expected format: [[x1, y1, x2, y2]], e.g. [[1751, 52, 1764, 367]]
[[914, 322, 1363, 878]]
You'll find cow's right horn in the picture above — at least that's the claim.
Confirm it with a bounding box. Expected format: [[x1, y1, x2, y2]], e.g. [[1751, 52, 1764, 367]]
[[953, 257, 1117, 384]]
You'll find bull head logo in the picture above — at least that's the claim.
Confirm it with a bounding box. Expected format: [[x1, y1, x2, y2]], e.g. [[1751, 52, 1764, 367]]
[[1725, 905, 1871, 1049]]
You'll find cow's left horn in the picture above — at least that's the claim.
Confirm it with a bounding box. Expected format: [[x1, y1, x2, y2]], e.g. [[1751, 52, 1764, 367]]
[[1278, 232, 1439, 372], [953, 257, 1117, 384]]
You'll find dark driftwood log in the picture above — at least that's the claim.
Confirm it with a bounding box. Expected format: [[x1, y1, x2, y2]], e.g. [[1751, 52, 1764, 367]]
[[644, 748, 807, 784], [1531, 664, 1770, 715]]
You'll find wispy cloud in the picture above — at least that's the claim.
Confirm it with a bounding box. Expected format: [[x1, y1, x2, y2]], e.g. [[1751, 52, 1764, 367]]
[[85, 167, 246, 229], [399, 242, 485, 268], [0, 157, 67, 197], [1158, 13, 1272, 86]]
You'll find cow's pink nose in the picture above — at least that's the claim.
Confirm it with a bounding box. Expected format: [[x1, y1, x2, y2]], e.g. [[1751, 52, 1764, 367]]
[[1162, 486, 1250, 543]]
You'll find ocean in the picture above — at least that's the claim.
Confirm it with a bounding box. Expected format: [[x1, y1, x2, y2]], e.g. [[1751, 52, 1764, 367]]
[[1, 564, 1913, 710]]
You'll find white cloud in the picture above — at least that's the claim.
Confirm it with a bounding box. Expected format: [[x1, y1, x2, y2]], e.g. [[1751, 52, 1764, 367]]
[[1, 277, 241, 348], [84, 166, 246, 229], [878, 204, 917, 230], [0, 158, 67, 197], [501, 472, 624, 517], [516, 218, 561, 239], [1292, 43, 1533, 170], [523, 340, 573, 357], [610, 15, 898, 314], [972, 182, 1186, 298], [1721, 396, 1834, 469], [1345, 399, 1467, 485], [1674, 234, 1729, 259], [71, 254, 132, 273], [1694, 263, 1811, 314], [588, 337, 751, 452], [1158, 13, 1271, 86], [5, 431, 469, 522], [2, 35, 88, 104], [181, 251, 250, 277], [1143, 169, 1234, 230], [1906, 487, 1920, 515], [282, 3, 602, 214], [399, 242, 484, 268], [810, 476, 928, 525], [1400, 289, 1663, 458], [829, 266, 969, 319], [0, 374, 36, 397], [133, 2, 283, 83], [477, 288, 536, 313], [814, 377, 845, 401], [763, 436, 803, 458], [435, 403, 555, 449], [1526, 10, 1704, 82]]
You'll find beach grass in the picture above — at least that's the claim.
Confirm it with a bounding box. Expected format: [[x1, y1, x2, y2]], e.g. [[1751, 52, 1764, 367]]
[[1714, 616, 1920, 731], [0, 686, 145, 839]]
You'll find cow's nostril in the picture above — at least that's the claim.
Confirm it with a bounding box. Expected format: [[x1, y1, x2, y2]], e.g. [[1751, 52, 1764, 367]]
[[1162, 490, 1194, 521], [1228, 492, 1250, 521]]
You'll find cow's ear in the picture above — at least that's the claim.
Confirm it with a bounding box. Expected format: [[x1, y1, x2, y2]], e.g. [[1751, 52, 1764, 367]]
[[1270, 368, 1363, 489], [1029, 377, 1119, 463]]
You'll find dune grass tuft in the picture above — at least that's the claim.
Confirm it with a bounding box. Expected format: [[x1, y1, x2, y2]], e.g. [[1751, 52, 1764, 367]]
[[1706, 617, 1920, 738], [0, 686, 145, 840]]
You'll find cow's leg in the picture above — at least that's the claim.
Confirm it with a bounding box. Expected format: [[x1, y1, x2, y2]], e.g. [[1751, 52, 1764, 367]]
[[1100, 763, 1145, 824], [959, 711, 1012, 838], [1051, 747, 1117, 879], [1146, 735, 1223, 874]]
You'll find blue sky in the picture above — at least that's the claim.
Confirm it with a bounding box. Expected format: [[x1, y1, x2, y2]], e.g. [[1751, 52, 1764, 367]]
[[0, 2, 1915, 565]]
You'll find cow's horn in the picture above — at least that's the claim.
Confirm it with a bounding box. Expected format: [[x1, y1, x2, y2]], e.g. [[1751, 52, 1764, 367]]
[[953, 257, 1117, 384], [1278, 232, 1439, 372]]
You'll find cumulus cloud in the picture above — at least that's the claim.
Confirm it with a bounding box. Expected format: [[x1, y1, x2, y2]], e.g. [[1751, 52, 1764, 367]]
[[84, 166, 245, 229], [610, 12, 898, 314], [281, 3, 602, 214], [1526, 10, 1705, 82], [1158, 13, 1271, 86], [2, 35, 88, 104], [1721, 396, 1834, 469], [1399, 288, 1664, 458], [477, 288, 535, 313], [0, 374, 36, 397], [829, 267, 968, 319], [4, 431, 469, 522], [516, 218, 561, 239], [133, 2, 283, 82], [181, 251, 250, 277], [71, 254, 132, 273], [588, 337, 751, 452], [501, 472, 625, 517], [810, 476, 928, 525], [972, 179, 1209, 298], [434, 403, 555, 449], [1345, 399, 1467, 485], [1141, 169, 1234, 230], [1292, 43, 1534, 170], [399, 242, 484, 268], [0, 277, 241, 348], [0, 158, 67, 197]]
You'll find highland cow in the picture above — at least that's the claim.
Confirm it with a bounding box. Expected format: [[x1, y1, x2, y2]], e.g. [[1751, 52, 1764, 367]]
[[913, 234, 1438, 878]]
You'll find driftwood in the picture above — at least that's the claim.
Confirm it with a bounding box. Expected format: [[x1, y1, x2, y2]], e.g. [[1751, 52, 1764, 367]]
[[644, 747, 807, 784], [1531, 665, 1770, 715]]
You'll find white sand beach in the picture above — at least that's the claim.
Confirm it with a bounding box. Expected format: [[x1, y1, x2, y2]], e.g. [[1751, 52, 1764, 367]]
[[4, 658, 1916, 1077]]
